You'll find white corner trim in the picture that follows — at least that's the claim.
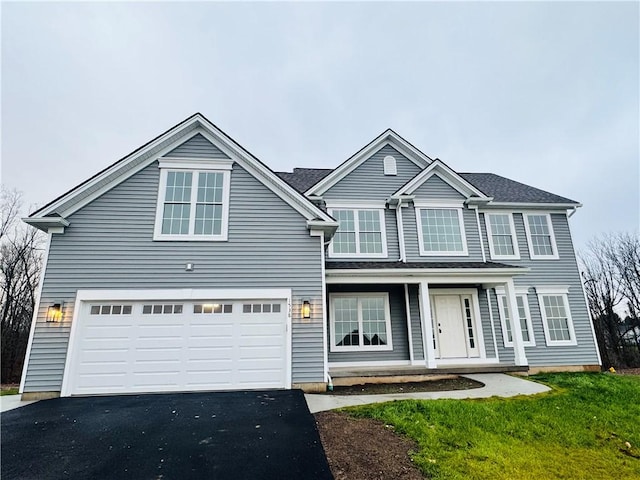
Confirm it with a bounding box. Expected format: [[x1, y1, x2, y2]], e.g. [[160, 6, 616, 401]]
[[19, 233, 53, 394], [415, 206, 469, 257], [484, 211, 521, 261], [522, 212, 560, 260]]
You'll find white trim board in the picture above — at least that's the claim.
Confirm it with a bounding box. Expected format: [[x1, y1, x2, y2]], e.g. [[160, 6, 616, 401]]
[[25, 114, 335, 230]]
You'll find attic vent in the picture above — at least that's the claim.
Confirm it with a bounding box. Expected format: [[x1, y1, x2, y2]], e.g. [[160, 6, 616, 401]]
[[383, 155, 397, 175]]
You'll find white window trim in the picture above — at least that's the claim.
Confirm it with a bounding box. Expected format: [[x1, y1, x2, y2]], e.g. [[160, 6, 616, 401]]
[[484, 212, 520, 260], [523, 212, 559, 260], [153, 158, 232, 241], [536, 288, 577, 346], [329, 292, 393, 352], [327, 205, 388, 258], [415, 205, 469, 257], [495, 288, 536, 347]]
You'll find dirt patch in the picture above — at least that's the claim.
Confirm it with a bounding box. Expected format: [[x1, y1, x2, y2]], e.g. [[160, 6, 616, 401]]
[[326, 376, 483, 395], [618, 368, 640, 375], [315, 411, 426, 480], [1, 384, 18, 391]]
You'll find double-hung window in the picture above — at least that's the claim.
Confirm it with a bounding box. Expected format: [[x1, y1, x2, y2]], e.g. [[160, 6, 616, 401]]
[[495, 288, 535, 347], [485, 213, 520, 260], [154, 158, 232, 241], [330, 293, 392, 352], [523, 213, 558, 259], [328, 205, 387, 257], [537, 287, 576, 346], [415, 203, 468, 256]]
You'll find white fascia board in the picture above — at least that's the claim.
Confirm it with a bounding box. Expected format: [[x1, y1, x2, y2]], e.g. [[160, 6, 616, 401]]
[[305, 130, 432, 196], [394, 161, 489, 198], [31, 115, 203, 219], [30, 114, 334, 226], [22, 216, 70, 232], [483, 202, 582, 209], [193, 122, 335, 224]]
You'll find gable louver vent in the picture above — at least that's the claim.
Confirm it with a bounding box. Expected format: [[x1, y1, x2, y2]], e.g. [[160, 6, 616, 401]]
[[383, 155, 397, 175]]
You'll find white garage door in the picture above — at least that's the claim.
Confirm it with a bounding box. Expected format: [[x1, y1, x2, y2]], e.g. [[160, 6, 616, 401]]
[[64, 296, 288, 395]]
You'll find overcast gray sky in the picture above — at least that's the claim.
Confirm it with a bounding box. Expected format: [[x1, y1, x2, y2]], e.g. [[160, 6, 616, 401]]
[[2, 1, 638, 252]]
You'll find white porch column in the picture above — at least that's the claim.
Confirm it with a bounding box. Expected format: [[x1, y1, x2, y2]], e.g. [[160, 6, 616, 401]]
[[504, 278, 528, 366], [418, 281, 437, 368]]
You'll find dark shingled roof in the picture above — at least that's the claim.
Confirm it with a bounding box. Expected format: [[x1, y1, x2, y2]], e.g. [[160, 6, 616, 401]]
[[276, 168, 333, 193], [276, 167, 578, 204], [459, 173, 578, 204], [326, 261, 520, 270]]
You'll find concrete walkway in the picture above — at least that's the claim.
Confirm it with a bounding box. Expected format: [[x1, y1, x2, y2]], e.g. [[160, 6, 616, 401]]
[[305, 373, 551, 413], [0, 395, 36, 413]]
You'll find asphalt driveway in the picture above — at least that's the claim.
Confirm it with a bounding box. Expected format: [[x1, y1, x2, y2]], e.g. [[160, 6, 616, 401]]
[[1, 390, 333, 480]]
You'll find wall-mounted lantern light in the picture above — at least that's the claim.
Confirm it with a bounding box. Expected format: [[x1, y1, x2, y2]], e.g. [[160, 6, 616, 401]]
[[301, 300, 311, 319], [46, 302, 64, 323]]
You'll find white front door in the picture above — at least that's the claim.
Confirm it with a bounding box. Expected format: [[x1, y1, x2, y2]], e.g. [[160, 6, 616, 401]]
[[431, 294, 480, 359]]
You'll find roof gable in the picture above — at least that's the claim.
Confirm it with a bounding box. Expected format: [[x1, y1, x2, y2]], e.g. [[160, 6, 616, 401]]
[[27, 113, 336, 229], [305, 129, 433, 196], [393, 159, 490, 200]]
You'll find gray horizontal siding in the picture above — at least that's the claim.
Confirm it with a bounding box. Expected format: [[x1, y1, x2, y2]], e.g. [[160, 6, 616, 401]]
[[480, 212, 599, 366], [164, 133, 230, 159], [327, 285, 410, 363], [403, 206, 484, 262], [477, 289, 497, 359], [323, 145, 423, 201], [25, 161, 325, 392], [412, 174, 466, 199]]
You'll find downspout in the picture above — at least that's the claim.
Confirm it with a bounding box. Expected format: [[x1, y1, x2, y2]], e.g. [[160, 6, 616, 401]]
[[472, 205, 487, 263], [396, 198, 406, 262]]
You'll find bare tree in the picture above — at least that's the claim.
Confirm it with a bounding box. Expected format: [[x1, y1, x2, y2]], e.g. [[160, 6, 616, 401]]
[[0, 187, 44, 384], [581, 232, 640, 369]]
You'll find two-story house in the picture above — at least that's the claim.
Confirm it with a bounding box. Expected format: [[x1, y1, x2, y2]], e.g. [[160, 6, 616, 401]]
[[19, 113, 601, 399]]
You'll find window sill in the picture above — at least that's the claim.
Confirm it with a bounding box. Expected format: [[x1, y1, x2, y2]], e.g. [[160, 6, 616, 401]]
[[544, 340, 578, 347], [153, 234, 228, 242], [330, 345, 394, 353], [418, 251, 469, 257]]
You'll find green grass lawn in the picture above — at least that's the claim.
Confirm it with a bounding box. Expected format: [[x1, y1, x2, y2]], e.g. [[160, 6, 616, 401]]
[[0, 388, 19, 396], [349, 373, 640, 479]]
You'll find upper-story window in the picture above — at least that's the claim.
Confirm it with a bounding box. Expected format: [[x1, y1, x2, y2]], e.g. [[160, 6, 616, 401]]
[[328, 206, 388, 257], [153, 158, 232, 241], [415, 203, 468, 256], [523, 213, 558, 259], [485, 212, 520, 260]]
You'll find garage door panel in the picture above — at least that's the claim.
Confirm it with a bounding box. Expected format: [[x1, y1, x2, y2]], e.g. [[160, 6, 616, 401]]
[[67, 297, 288, 395], [188, 347, 234, 360]]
